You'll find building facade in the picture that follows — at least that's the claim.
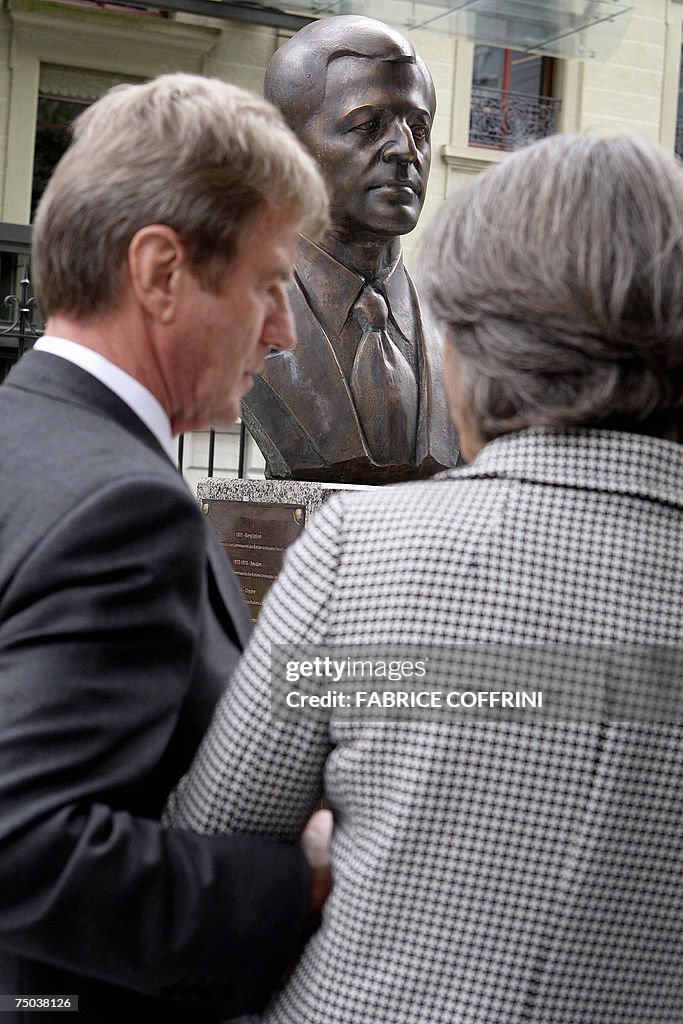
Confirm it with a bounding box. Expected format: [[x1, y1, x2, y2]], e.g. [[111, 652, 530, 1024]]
[[1, 0, 682, 483]]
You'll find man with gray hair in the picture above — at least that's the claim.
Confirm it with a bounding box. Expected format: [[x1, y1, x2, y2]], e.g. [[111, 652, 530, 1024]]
[[0, 73, 329, 1022], [242, 15, 458, 483]]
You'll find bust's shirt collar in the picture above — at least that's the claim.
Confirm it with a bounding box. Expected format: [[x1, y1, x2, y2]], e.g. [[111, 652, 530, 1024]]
[[295, 235, 412, 339]]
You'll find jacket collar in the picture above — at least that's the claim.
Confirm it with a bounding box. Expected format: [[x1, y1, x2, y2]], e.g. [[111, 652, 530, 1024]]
[[446, 428, 683, 509], [6, 349, 170, 463]]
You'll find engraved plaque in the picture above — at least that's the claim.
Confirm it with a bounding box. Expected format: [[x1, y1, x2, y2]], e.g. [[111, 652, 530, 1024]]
[[203, 499, 306, 621]]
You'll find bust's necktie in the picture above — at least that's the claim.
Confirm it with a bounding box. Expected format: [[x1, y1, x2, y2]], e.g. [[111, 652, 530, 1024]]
[[348, 284, 418, 465]]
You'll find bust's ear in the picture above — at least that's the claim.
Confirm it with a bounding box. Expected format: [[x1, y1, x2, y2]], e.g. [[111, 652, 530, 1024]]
[[127, 225, 188, 323]]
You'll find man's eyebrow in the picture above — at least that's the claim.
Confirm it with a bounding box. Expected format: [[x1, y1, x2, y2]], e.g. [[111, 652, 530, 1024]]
[[340, 103, 432, 126], [340, 104, 379, 125]]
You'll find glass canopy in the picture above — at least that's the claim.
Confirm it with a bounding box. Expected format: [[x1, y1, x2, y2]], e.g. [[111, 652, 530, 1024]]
[[274, 0, 634, 60]]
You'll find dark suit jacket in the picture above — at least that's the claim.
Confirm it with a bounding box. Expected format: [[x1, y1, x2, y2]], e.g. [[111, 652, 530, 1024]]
[[0, 351, 309, 1022], [242, 238, 459, 483]]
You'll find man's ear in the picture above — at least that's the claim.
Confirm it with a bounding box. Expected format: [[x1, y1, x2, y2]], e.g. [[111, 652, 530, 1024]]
[[127, 225, 188, 324]]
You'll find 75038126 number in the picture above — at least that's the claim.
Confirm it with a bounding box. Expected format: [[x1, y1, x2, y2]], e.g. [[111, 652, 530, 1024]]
[[0, 995, 78, 1012]]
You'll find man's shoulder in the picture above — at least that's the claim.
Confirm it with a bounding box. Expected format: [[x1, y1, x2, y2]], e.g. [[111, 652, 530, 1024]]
[[0, 362, 192, 579], [2, 354, 177, 482]]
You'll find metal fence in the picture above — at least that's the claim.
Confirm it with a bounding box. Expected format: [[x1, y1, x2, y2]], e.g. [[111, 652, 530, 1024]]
[[0, 223, 39, 379], [469, 86, 561, 151], [0, 222, 251, 479]]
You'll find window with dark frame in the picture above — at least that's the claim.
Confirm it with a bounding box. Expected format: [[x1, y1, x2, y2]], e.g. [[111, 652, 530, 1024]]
[[31, 95, 92, 218], [469, 45, 560, 151]]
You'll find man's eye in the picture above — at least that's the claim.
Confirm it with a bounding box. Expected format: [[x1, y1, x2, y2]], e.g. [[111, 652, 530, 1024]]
[[411, 123, 430, 141], [353, 119, 380, 133]]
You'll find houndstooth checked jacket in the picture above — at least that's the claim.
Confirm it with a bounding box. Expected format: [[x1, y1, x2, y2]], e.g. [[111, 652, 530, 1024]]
[[166, 429, 683, 1024]]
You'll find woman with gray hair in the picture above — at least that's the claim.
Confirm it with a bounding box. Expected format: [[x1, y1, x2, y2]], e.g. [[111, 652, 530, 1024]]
[[166, 134, 683, 1023], [421, 132, 682, 457]]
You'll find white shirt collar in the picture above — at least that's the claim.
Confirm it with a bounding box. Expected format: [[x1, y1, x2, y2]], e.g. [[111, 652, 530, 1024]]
[[34, 336, 176, 463]]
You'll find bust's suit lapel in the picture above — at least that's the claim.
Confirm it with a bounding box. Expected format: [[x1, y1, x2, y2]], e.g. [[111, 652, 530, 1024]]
[[257, 240, 370, 465]]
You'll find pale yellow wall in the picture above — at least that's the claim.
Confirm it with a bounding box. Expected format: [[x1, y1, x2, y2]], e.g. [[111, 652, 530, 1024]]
[[579, 0, 668, 139], [662, 0, 683, 147], [0, 9, 10, 209], [204, 19, 279, 92]]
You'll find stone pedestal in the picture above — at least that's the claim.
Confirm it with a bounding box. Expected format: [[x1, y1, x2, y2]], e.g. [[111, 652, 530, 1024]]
[[198, 478, 368, 621]]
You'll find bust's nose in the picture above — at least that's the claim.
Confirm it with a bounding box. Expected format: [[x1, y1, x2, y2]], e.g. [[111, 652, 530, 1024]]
[[382, 120, 418, 164]]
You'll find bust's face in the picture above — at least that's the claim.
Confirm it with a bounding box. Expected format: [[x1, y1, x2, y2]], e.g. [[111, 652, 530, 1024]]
[[300, 55, 433, 242]]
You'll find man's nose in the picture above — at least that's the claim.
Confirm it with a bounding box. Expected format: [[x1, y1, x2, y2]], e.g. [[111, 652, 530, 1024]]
[[262, 287, 297, 353], [382, 121, 418, 164]]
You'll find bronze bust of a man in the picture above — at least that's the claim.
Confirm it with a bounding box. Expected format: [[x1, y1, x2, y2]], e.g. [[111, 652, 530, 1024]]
[[242, 15, 459, 483]]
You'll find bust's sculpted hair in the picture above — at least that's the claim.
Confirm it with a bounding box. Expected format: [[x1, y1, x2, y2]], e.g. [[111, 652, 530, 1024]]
[[33, 73, 329, 318], [264, 15, 435, 137], [420, 133, 683, 442]]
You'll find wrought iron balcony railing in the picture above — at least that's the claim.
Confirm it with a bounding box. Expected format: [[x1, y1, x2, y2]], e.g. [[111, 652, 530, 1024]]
[[469, 86, 562, 151]]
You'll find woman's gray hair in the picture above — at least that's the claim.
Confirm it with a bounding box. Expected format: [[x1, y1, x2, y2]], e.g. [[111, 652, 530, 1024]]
[[33, 73, 329, 318], [420, 133, 683, 442]]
